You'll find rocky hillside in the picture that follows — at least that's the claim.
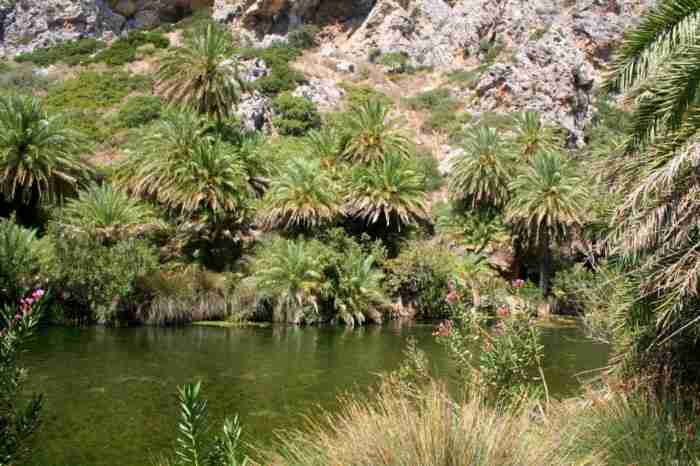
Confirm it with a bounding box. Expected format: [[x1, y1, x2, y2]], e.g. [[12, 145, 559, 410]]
[[0, 0, 652, 144]]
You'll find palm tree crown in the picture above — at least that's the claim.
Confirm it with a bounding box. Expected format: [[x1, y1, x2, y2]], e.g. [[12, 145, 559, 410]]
[[157, 22, 246, 121], [259, 158, 340, 231], [0, 94, 90, 204], [510, 111, 561, 160], [605, 0, 700, 306], [448, 126, 514, 209], [340, 101, 411, 164], [116, 111, 249, 226], [344, 153, 429, 230], [506, 150, 588, 295], [56, 184, 161, 240]]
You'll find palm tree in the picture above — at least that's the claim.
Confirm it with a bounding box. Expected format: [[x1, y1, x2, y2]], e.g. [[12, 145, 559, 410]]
[[117, 132, 249, 231], [305, 127, 339, 168], [253, 238, 325, 324], [55, 184, 161, 241], [510, 111, 561, 160], [506, 151, 588, 296], [344, 153, 429, 230], [0, 94, 91, 222], [157, 22, 247, 122], [258, 158, 341, 232], [448, 126, 514, 209], [339, 101, 411, 164], [605, 0, 700, 308], [332, 253, 387, 326]]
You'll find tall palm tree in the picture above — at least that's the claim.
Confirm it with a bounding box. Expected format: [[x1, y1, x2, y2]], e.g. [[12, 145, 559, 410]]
[[506, 151, 588, 296], [0, 94, 91, 220], [605, 0, 700, 308], [344, 153, 429, 230], [510, 111, 561, 160], [339, 101, 411, 164], [448, 126, 514, 209], [258, 158, 341, 232], [157, 22, 247, 122], [55, 184, 161, 241]]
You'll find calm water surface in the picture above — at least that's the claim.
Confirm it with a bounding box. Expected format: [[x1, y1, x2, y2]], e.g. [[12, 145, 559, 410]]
[[23, 321, 609, 466]]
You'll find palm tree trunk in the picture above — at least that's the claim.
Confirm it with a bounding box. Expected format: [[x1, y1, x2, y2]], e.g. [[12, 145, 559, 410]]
[[539, 229, 552, 297]]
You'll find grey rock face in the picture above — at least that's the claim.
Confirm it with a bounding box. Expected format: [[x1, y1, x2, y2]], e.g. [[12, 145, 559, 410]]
[[0, 0, 211, 56], [292, 77, 344, 110]]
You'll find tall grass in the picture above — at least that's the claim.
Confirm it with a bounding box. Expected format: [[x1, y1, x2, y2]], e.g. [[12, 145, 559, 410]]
[[264, 380, 552, 466], [261, 378, 700, 466]]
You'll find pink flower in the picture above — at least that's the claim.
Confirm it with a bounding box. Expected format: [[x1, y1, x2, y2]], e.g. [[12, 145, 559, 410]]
[[512, 279, 525, 289], [445, 290, 461, 305], [496, 305, 511, 317]]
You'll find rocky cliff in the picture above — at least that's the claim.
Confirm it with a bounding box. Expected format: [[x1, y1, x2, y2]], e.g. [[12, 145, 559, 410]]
[[0, 0, 654, 144]]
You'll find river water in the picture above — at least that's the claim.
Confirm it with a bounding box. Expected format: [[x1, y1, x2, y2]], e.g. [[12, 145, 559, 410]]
[[22, 321, 609, 466]]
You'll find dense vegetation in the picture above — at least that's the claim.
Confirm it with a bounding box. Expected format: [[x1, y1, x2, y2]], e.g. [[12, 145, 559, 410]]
[[3, 0, 700, 463]]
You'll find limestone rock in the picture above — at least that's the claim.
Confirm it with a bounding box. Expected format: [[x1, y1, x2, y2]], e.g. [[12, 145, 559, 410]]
[[292, 77, 344, 110]]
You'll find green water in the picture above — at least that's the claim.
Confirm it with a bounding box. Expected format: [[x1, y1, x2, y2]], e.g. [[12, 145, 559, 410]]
[[22, 321, 609, 466]]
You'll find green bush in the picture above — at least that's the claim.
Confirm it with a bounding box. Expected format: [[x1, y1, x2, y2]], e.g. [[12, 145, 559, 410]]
[[436, 310, 544, 402], [92, 30, 170, 66], [239, 43, 305, 95], [117, 95, 163, 128], [340, 82, 393, 108], [15, 38, 105, 67], [287, 25, 320, 50], [272, 92, 321, 136], [0, 219, 43, 306], [385, 241, 460, 319], [46, 70, 152, 111], [45, 70, 152, 144], [45, 231, 158, 323], [414, 149, 443, 191]]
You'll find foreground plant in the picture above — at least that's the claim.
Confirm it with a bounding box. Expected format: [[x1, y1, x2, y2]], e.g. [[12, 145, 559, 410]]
[[1, 289, 44, 465], [155, 381, 249, 466], [604, 0, 700, 389]]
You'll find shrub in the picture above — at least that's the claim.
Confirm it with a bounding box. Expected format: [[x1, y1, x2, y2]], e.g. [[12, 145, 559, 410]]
[[340, 82, 393, 108], [45, 70, 152, 111], [239, 43, 305, 95], [15, 38, 105, 67], [287, 24, 320, 50], [44, 231, 158, 324], [385, 241, 461, 319], [414, 149, 443, 191], [0, 219, 43, 306], [272, 92, 321, 136], [435, 309, 545, 403], [117, 95, 163, 128], [92, 30, 170, 66], [0, 290, 45, 466]]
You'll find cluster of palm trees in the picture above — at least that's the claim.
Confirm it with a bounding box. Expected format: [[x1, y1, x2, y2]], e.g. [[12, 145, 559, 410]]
[[447, 112, 589, 296], [258, 100, 429, 235]]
